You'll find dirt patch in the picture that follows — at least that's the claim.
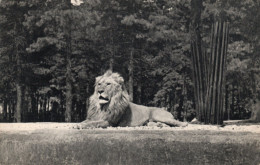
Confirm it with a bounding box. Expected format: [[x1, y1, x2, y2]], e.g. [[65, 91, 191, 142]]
[[0, 122, 260, 133]]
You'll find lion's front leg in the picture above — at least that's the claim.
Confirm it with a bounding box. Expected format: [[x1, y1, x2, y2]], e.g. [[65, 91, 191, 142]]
[[74, 120, 110, 129]]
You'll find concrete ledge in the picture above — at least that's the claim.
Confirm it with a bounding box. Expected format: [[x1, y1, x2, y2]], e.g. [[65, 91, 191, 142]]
[[0, 123, 260, 165]]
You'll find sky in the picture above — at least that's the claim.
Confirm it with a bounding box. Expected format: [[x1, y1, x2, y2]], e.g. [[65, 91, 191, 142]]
[[71, 0, 83, 6]]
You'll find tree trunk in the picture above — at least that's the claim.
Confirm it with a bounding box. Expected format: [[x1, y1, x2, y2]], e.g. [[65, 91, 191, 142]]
[[14, 21, 23, 123], [128, 46, 134, 102], [250, 101, 260, 122], [16, 83, 22, 122], [109, 34, 115, 71], [183, 76, 188, 122], [190, 0, 203, 47], [231, 83, 235, 120], [169, 92, 174, 114], [22, 86, 29, 122], [3, 99, 7, 122], [250, 71, 257, 102], [26, 90, 32, 122], [207, 22, 228, 124], [85, 84, 89, 120], [238, 85, 241, 119], [43, 96, 47, 121], [39, 99, 43, 122], [191, 21, 229, 124], [65, 2, 73, 122], [225, 84, 230, 120], [177, 94, 184, 121], [137, 82, 142, 104], [109, 54, 114, 71], [12, 101, 15, 122], [65, 50, 73, 122], [8, 101, 12, 122], [190, 0, 204, 121], [31, 93, 37, 122], [15, 50, 23, 122], [47, 97, 50, 112], [36, 93, 39, 121]]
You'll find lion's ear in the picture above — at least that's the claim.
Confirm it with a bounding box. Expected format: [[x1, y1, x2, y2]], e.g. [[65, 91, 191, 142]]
[[118, 77, 124, 85], [104, 70, 113, 77], [95, 76, 102, 84]]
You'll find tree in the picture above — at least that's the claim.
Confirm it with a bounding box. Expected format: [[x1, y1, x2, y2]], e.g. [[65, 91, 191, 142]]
[[0, 0, 258, 123], [0, 0, 32, 122], [25, 0, 102, 122]]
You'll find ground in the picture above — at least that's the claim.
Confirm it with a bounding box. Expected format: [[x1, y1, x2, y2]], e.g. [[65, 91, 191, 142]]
[[0, 121, 259, 133], [0, 122, 260, 165]]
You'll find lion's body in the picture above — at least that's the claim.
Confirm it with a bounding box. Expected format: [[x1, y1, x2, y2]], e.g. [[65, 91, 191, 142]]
[[77, 70, 187, 129], [117, 102, 186, 127]]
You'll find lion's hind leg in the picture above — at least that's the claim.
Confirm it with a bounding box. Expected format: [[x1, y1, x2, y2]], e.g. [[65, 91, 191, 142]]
[[74, 120, 110, 129], [150, 109, 188, 127]]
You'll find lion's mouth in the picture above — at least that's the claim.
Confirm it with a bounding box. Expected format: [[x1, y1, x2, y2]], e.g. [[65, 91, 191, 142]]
[[99, 95, 109, 104]]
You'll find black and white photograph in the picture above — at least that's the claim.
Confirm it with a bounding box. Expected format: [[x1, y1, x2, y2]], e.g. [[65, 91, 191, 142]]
[[0, 0, 259, 164]]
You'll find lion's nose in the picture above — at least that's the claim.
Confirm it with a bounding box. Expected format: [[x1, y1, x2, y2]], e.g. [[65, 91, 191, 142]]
[[98, 90, 104, 94]]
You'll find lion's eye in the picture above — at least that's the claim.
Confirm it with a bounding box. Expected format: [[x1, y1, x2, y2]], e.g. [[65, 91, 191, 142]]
[[106, 83, 111, 85], [98, 83, 101, 86]]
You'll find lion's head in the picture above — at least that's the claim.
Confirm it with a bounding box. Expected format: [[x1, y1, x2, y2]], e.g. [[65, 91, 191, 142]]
[[86, 70, 129, 125], [94, 70, 126, 105]]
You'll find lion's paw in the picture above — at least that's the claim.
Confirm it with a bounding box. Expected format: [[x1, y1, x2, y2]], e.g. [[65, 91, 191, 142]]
[[147, 122, 170, 128], [72, 123, 98, 129], [180, 122, 188, 127], [71, 124, 82, 129]]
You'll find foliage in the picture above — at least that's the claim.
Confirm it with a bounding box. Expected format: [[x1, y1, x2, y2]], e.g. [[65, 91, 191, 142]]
[[0, 0, 259, 122]]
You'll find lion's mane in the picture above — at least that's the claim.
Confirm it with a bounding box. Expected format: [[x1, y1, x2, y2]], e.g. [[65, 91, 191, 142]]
[[86, 71, 130, 126]]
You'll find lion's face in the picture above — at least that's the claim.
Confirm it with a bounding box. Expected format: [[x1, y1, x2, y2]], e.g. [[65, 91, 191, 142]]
[[87, 70, 129, 123], [94, 71, 125, 105]]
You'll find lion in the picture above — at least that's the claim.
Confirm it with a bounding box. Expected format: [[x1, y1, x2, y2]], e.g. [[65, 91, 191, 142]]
[[76, 70, 188, 129]]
